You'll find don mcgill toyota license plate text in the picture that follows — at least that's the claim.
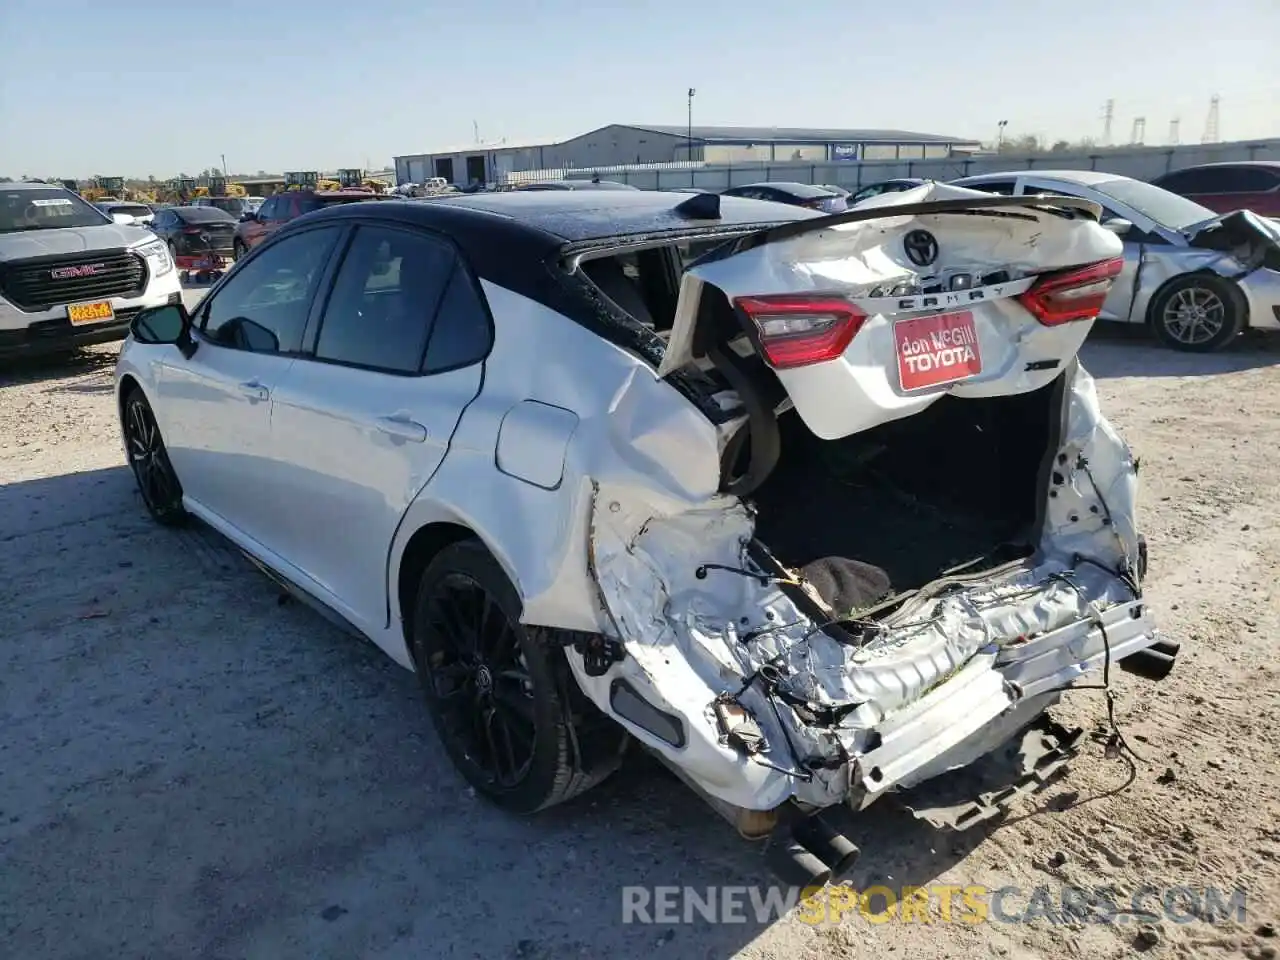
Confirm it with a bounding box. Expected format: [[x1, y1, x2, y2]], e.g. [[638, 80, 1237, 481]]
[[895, 310, 982, 391]]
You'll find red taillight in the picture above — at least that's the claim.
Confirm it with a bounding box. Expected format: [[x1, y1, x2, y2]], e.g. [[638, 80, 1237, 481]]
[[1017, 257, 1124, 326], [182, 226, 203, 234], [735, 295, 867, 369]]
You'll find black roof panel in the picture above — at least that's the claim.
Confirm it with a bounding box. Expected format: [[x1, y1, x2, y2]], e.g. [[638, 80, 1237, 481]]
[[408, 188, 816, 242]]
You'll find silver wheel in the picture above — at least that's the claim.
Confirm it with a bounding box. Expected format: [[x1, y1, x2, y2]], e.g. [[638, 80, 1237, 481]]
[[1161, 285, 1227, 346]]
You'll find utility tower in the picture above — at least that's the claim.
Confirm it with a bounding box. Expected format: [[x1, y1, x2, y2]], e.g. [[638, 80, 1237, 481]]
[[1102, 98, 1115, 145], [1130, 117, 1146, 145], [1168, 118, 1180, 145], [1202, 95, 1221, 143]]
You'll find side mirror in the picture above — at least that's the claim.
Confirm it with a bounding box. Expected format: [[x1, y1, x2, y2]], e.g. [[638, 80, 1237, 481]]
[[1102, 218, 1133, 237], [240, 212, 256, 222], [131, 304, 196, 357]]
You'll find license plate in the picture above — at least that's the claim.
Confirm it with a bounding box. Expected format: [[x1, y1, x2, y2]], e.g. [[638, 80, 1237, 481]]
[[67, 301, 114, 326], [895, 310, 983, 391]]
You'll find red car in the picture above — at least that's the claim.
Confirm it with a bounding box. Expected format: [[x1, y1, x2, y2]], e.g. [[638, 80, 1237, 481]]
[[233, 189, 388, 257], [1150, 161, 1280, 218]]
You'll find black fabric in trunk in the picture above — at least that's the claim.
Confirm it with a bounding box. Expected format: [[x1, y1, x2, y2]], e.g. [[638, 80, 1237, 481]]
[[751, 380, 1060, 613]]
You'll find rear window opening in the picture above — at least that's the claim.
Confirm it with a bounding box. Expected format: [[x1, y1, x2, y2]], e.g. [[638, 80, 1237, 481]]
[[574, 237, 740, 341], [748, 379, 1061, 613]]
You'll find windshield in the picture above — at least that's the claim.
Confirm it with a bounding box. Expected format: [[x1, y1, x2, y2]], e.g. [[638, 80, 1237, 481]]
[[0, 187, 110, 232], [1093, 178, 1216, 232]]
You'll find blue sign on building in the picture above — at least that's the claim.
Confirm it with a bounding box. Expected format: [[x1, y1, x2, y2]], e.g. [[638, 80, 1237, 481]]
[[832, 144, 859, 161]]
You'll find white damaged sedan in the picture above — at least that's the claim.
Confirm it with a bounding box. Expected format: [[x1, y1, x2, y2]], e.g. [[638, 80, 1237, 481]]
[[114, 183, 1175, 886]]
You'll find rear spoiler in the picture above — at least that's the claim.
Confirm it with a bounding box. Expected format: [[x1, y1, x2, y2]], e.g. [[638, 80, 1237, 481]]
[[710, 194, 1105, 261]]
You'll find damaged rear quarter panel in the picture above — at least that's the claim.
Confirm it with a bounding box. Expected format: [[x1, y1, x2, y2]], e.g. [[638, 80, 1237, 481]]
[[388, 280, 725, 647]]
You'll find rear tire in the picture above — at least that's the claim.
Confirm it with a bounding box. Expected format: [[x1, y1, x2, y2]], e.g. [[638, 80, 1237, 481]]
[[1148, 274, 1245, 352], [121, 388, 187, 526], [409, 540, 625, 813]]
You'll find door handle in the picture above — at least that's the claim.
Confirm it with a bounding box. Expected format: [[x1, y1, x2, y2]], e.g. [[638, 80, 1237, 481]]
[[375, 414, 428, 443], [238, 379, 269, 402]]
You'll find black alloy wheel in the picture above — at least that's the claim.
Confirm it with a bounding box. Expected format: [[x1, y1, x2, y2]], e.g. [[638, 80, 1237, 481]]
[[122, 389, 187, 525], [411, 541, 626, 812], [423, 569, 538, 789]]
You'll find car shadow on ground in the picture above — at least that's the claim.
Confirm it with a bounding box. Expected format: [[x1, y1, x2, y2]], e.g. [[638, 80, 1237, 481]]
[[1081, 322, 1280, 379], [0, 344, 119, 390], [0, 465, 1001, 960]]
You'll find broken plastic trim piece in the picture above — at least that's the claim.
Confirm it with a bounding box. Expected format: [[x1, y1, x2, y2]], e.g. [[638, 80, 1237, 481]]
[[897, 716, 1084, 831]]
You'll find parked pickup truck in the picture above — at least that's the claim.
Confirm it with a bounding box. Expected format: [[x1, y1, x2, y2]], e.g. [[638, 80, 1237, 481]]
[[0, 181, 183, 360]]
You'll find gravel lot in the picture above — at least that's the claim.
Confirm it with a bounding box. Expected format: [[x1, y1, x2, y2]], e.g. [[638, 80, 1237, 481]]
[[2, 321, 1279, 960]]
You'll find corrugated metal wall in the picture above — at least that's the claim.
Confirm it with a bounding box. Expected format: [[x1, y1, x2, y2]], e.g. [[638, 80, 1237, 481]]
[[504, 139, 1280, 190]]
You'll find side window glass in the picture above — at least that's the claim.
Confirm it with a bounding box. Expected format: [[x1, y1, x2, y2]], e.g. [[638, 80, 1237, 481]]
[[422, 260, 493, 373], [1231, 168, 1279, 192], [257, 197, 277, 219], [1192, 168, 1238, 193], [975, 180, 1016, 196], [314, 226, 455, 373], [1155, 170, 1195, 193], [201, 227, 339, 354]]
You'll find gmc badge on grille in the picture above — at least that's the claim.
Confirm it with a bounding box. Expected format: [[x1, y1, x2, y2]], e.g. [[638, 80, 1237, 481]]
[[50, 263, 105, 280]]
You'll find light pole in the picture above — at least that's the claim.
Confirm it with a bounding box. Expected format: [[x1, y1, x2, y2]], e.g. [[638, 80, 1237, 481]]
[[221, 153, 228, 177], [996, 120, 1008, 151], [687, 88, 696, 161]]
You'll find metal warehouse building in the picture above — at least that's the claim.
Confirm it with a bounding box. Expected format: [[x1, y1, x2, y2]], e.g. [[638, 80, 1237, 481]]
[[394, 124, 981, 186]]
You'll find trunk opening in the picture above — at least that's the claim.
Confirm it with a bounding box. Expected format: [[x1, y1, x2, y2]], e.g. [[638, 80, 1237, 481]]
[[749, 378, 1061, 614]]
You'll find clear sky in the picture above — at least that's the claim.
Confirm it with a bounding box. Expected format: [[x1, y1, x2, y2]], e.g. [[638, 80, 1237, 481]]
[[1, 0, 1276, 178]]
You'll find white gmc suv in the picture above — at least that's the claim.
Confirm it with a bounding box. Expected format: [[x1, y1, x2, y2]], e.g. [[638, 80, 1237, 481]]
[[0, 181, 182, 361]]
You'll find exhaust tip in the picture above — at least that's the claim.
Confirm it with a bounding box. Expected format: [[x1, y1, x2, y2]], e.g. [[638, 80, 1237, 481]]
[[765, 835, 832, 889], [1118, 646, 1176, 681], [792, 813, 861, 879]]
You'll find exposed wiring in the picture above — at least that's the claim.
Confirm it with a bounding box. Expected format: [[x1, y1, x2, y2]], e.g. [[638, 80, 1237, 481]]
[[1047, 572, 1147, 764], [731, 673, 814, 782], [694, 562, 802, 588], [1074, 455, 1142, 592]]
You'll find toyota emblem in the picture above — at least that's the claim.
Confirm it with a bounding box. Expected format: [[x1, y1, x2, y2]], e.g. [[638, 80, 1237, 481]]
[[903, 230, 939, 267]]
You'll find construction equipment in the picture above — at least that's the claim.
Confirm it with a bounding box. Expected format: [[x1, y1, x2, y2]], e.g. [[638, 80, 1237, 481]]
[[81, 176, 125, 202], [154, 178, 198, 206], [336, 168, 363, 188], [284, 171, 319, 191]]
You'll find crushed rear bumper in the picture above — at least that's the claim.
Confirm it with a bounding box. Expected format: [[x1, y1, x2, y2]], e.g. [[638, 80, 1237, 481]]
[[849, 596, 1162, 808]]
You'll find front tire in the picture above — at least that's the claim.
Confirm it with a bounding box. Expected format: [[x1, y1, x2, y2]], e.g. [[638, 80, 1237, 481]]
[[409, 540, 625, 813], [122, 388, 187, 526], [232, 239, 246, 261], [1149, 274, 1245, 352]]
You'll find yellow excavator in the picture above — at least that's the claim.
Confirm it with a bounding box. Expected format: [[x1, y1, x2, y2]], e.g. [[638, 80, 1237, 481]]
[[81, 176, 125, 202], [334, 168, 388, 193], [283, 171, 320, 192]]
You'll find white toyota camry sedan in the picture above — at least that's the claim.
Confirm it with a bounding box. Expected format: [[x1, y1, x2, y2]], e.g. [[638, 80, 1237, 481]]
[[115, 184, 1176, 886]]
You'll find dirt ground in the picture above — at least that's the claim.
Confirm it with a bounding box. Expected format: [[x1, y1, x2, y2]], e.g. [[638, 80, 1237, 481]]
[[2, 324, 1279, 960]]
